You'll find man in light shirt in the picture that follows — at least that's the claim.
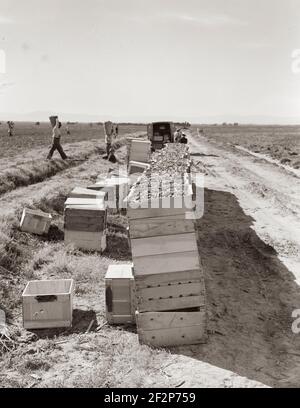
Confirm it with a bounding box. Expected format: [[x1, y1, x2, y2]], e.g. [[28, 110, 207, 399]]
[[47, 118, 68, 160], [103, 121, 114, 158]]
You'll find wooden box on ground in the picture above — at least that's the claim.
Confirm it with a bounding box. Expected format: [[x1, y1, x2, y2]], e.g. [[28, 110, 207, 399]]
[[105, 264, 135, 325], [20, 208, 52, 235], [22, 279, 75, 329], [136, 307, 206, 347]]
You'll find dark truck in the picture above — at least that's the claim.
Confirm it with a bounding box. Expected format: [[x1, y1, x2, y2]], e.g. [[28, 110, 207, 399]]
[[147, 122, 175, 151]]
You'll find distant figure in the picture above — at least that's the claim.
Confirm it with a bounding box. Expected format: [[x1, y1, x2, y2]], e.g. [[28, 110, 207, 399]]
[[103, 121, 114, 158], [7, 121, 14, 137], [66, 125, 71, 135], [180, 133, 188, 144], [115, 124, 119, 136], [174, 128, 182, 143], [47, 119, 67, 160]]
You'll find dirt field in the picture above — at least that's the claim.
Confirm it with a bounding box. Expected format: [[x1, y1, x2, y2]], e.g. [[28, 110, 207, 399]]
[[195, 125, 300, 169], [1, 124, 300, 388]]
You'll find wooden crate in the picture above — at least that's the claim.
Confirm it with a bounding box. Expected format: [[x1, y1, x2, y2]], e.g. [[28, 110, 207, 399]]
[[133, 251, 201, 276], [105, 264, 135, 325], [64, 215, 105, 232], [22, 279, 75, 329], [136, 308, 206, 347], [49, 116, 58, 127], [20, 208, 52, 236], [129, 216, 195, 239], [128, 161, 150, 175], [134, 267, 205, 312], [64, 199, 107, 234], [131, 232, 198, 258], [64, 229, 106, 252], [128, 139, 151, 163]]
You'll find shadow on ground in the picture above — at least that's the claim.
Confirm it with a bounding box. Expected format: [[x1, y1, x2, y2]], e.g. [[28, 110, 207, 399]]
[[29, 309, 98, 339], [170, 188, 300, 388]]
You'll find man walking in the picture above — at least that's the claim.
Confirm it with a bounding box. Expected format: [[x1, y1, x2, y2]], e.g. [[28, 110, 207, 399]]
[[47, 118, 68, 160], [103, 121, 114, 158], [7, 121, 14, 137]]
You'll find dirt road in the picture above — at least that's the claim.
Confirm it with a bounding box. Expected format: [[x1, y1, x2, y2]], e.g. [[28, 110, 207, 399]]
[[186, 131, 300, 387]]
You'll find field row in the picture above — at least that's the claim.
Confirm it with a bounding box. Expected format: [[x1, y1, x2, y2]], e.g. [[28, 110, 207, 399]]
[[193, 125, 300, 169]]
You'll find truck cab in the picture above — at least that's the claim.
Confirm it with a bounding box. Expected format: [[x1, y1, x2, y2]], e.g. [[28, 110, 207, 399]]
[[147, 122, 175, 151]]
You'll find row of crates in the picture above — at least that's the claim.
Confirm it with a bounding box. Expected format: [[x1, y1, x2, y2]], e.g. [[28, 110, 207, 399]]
[[105, 151, 207, 347], [128, 196, 207, 347]]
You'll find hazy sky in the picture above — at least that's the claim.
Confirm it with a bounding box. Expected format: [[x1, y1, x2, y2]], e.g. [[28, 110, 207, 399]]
[[0, 0, 299, 122]]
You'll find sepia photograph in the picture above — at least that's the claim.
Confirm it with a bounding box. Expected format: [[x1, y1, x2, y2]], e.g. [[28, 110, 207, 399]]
[[0, 0, 300, 396]]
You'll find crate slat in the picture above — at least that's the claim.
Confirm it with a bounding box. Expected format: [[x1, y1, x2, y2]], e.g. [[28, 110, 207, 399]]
[[133, 251, 200, 276], [134, 269, 204, 289], [129, 217, 195, 238], [136, 294, 205, 312], [131, 232, 198, 257]]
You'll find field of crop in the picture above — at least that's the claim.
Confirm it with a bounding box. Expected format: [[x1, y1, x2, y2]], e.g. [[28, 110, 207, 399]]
[[193, 125, 300, 169], [0, 122, 146, 160]]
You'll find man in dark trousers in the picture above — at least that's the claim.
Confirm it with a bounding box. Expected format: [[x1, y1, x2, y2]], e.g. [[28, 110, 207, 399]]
[[47, 119, 68, 160], [180, 133, 188, 144], [7, 121, 14, 137]]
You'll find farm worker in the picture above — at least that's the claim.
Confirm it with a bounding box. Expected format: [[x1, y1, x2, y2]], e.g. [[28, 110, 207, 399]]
[[115, 124, 119, 136], [7, 121, 14, 137], [174, 128, 181, 143], [180, 133, 188, 144], [47, 119, 68, 160], [103, 121, 114, 157]]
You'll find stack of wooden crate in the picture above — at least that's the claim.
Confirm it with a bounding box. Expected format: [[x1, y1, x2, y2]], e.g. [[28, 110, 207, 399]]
[[128, 139, 151, 163], [64, 194, 107, 252], [128, 139, 151, 175], [126, 145, 206, 347]]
